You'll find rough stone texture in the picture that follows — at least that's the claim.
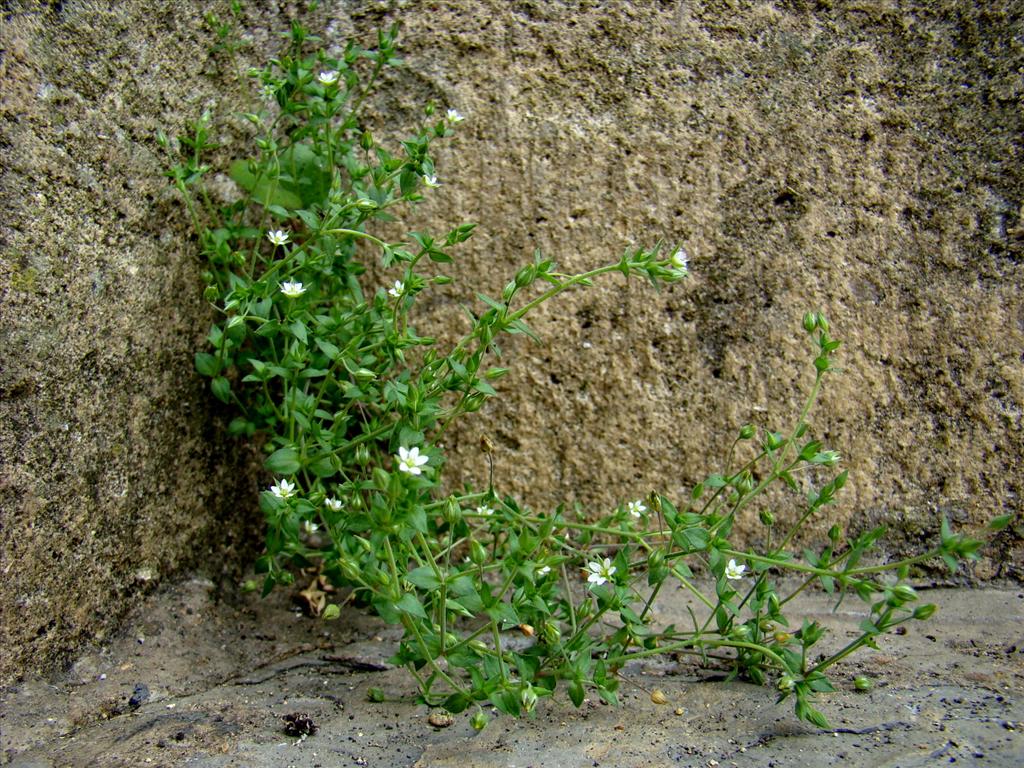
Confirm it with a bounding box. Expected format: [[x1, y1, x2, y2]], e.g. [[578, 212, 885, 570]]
[[1, 0, 1021, 683]]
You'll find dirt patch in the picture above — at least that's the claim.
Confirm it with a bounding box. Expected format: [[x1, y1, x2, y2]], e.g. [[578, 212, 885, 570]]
[[2, 577, 1022, 766]]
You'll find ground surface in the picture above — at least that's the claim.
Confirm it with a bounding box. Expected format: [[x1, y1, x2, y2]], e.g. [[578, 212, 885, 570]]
[[2, 577, 1022, 767]]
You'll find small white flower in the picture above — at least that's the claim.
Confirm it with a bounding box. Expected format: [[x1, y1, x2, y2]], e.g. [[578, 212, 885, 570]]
[[422, 174, 440, 188], [536, 565, 551, 578], [626, 500, 647, 518], [270, 478, 297, 499], [301, 520, 319, 534], [325, 497, 343, 513], [445, 108, 465, 123], [670, 246, 689, 271], [476, 504, 494, 517], [317, 70, 339, 85], [280, 281, 306, 298], [396, 445, 429, 475], [724, 558, 747, 581], [388, 280, 404, 298], [261, 83, 277, 99], [267, 229, 290, 246], [586, 558, 616, 586]]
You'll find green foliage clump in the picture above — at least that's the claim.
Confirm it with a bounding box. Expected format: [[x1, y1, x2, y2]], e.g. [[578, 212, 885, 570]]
[[165, 23, 996, 729]]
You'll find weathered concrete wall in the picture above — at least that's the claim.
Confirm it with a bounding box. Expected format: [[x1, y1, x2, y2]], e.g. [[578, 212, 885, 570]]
[[1, 0, 1021, 683]]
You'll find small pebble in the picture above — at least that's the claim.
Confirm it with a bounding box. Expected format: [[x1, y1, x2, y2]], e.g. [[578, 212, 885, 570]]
[[428, 711, 454, 728], [128, 683, 150, 710]]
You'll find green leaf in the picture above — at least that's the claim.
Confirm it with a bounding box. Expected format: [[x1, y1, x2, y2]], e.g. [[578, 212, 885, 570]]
[[988, 514, 1013, 531], [443, 693, 472, 714], [486, 602, 519, 627], [265, 447, 301, 474], [396, 592, 427, 619], [405, 566, 441, 591], [673, 526, 709, 551], [568, 679, 585, 708], [489, 689, 520, 717], [476, 293, 506, 312], [506, 318, 539, 342], [295, 208, 320, 231], [229, 159, 303, 210], [195, 352, 220, 377], [315, 338, 340, 360], [443, 598, 475, 618], [211, 376, 231, 404], [289, 320, 308, 343], [372, 595, 401, 624], [308, 455, 336, 478], [473, 378, 497, 396]]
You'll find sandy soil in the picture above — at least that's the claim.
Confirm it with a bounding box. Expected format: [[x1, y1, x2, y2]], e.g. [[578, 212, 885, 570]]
[[2, 576, 1022, 767]]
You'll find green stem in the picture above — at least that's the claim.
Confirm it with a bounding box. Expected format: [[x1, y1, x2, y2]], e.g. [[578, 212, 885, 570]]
[[321, 228, 389, 249]]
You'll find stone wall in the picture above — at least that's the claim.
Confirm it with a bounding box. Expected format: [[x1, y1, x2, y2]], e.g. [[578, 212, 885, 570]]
[[2, 0, 1021, 683]]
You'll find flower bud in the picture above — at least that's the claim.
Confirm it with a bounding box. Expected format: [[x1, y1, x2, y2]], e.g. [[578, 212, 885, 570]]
[[773, 631, 792, 645], [354, 368, 376, 383], [542, 621, 561, 646], [759, 509, 775, 527], [828, 524, 842, 543], [463, 393, 487, 412], [470, 710, 488, 731], [322, 603, 341, 621], [501, 280, 517, 303], [739, 424, 756, 440], [520, 684, 538, 713], [442, 497, 463, 526], [647, 549, 669, 585], [912, 603, 937, 621], [816, 313, 829, 332], [360, 131, 374, 150], [469, 539, 487, 565], [734, 472, 754, 494], [338, 556, 361, 581], [356, 198, 377, 211], [802, 312, 817, 333], [354, 444, 371, 466], [890, 584, 918, 605], [514, 264, 536, 288], [853, 675, 872, 691], [777, 675, 796, 693], [730, 624, 752, 641], [203, 285, 219, 302]]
